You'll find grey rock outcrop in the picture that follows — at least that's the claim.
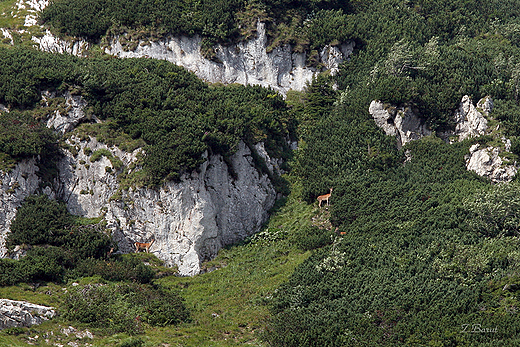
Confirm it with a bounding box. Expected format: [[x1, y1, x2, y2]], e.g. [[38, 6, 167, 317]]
[[54, 135, 127, 217], [0, 299, 55, 330], [54, 136, 278, 275], [369, 100, 431, 148], [466, 142, 517, 182], [454, 96, 518, 182], [105, 21, 354, 95], [452, 95, 490, 141], [0, 159, 40, 258], [43, 90, 91, 133]]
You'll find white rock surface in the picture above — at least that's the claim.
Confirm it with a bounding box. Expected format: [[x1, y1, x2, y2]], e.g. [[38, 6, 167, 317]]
[[55, 136, 126, 218], [453, 95, 489, 141], [1, 29, 12, 45], [0, 159, 40, 258], [0, 299, 55, 329], [55, 137, 277, 275], [466, 143, 517, 182], [33, 30, 89, 56], [105, 21, 354, 95], [16, 0, 48, 27], [369, 100, 431, 148], [44, 90, 90, 133]]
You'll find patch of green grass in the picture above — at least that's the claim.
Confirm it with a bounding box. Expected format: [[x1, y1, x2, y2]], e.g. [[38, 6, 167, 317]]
[[0, 282, 66, 308], [0, 335, 36, 347], [72, 122, 146, 154]]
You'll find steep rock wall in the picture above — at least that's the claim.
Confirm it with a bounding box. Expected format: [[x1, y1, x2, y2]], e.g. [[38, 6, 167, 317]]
[[54, 136, 277, 276], [105, 21, 354, 95], [0, 159, 40, 258]]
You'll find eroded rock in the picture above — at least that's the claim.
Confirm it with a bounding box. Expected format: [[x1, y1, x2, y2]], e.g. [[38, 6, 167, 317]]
[[452, 95, 490, 142], [0, 159, 40, 258], [43, 90, 91, 134], [0, 299, 55, 330], [369, 100, 431, 148], [466, 143, 517, 182], [104, 21, 354, 96]]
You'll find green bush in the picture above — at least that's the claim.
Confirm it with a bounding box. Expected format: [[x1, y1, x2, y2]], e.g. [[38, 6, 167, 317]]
[[0, 111, 56, 159], [89, 148, 111, 162], [64, 282, 189, 334], [62, 227, 112, 260], [71, 255, 155, 283], [7, 195, 73, 248], [291, 225, 334, 251], [16, 246, 72, 283], [0, 258, 20, 286]]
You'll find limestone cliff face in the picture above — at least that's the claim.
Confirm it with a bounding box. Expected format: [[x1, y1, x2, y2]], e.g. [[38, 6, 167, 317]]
[[54, 136, 277, 276], [454, 96, 518, 182], [452, 95, 490, 141], [0, 159, 40, 258], [369, 100, 431, 148], [43, 90, 92, 133], [104, 21, 353, 95]]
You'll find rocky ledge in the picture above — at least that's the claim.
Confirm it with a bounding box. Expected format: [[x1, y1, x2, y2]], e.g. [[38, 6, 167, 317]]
[[0, 299, 55, 330]]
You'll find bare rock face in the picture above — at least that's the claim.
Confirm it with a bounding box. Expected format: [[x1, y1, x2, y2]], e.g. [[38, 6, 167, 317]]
[[452, 96, 518, 182], [466, 143, 517, 182], [54, 135, 129, 217], [0, 159, 40, 258], [0, 299, 55, 330], [104, 21, 354, 96], [15, 0, 48, 27], [43, 90, 91, 134], [33, 30, 89, 56], [369, 100, 431, 148], [452, 95, 490, 141], [54, 136, 277, 276]]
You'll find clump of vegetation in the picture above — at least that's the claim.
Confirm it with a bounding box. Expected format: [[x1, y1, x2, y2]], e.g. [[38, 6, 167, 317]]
[[0, 111, 56, 159], [64, 282, 189, 334]]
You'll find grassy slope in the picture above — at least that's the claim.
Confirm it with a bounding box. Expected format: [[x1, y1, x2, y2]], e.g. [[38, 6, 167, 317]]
[[0, 181, 319, 346]]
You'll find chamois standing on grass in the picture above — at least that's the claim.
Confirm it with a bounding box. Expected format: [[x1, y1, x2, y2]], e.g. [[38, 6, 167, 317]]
[[317, 188, 333, 208]]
